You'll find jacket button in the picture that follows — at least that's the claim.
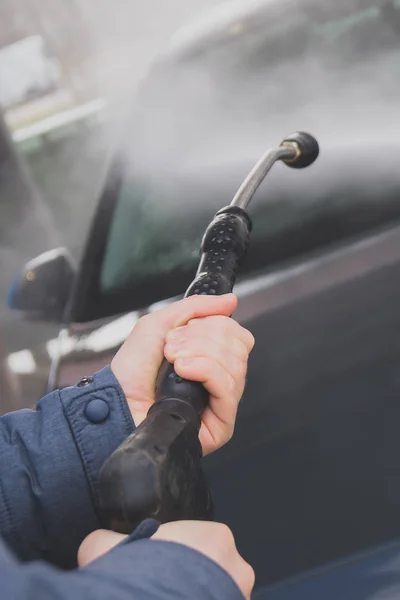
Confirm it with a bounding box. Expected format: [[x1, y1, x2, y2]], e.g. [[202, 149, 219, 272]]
[[85, 399, 110, 423], [78, 376, 94, 387]]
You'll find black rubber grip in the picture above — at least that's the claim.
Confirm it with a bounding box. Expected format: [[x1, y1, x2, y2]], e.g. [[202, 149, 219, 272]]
[[154, 206, 252, 417], [99, 399, 211, 533], [186, 205, 252, 297], [98, 206, 252, 532]]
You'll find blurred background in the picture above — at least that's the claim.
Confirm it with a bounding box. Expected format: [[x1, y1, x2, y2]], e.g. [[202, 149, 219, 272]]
[[0, 0, 230, 408], [2, 0, 400, 415], [4, 4, 400, 585]]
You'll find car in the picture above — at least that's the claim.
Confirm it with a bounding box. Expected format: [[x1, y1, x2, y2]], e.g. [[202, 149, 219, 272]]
[[0, 96, 112, 412], [8, 0, 400, 594]]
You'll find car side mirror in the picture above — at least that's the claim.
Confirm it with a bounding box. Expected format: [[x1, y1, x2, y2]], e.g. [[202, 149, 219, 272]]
[[8, 248, 75, 322]]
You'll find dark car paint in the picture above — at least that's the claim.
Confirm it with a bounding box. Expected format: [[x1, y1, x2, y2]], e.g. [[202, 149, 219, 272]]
[[10, 0, 400, 593], [207, 225, 400, 586]]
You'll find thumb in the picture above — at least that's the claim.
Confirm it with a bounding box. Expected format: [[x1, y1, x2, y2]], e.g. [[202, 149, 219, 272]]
[[161, 293, 237, 330], [111, 294, 237, 422], [78, 529, 127, 567]]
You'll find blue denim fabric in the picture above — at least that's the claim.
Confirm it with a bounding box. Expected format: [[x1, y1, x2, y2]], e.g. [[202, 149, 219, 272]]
[[0, 369, 244, 599], [0, 517, 243, 600], [0, 366, 134, 567]]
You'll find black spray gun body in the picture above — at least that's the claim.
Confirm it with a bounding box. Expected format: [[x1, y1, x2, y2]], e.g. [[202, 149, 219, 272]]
[[99, 132, 319, 534]]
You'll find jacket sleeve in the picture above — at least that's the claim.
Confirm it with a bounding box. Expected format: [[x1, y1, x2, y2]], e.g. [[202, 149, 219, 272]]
[[1, 536, 244, 600], [0, 366, 135, 568]]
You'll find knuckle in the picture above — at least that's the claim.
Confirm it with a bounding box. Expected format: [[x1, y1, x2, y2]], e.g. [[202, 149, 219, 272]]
[[164, 345, 175, 360], [234, 338, 249, 360], [177, 356, 210, 374], [221, 317, 237, 336], [215, 523, 235, 545], [219, 315, 233, 327], [180, 338, 196, 353], [236, 358, 247, 379], [245, 329, 256, 350], [225, 315, 240, 329]]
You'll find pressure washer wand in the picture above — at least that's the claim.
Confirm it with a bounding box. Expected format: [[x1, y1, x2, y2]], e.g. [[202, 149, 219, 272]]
[[98, 131, 319, 534]]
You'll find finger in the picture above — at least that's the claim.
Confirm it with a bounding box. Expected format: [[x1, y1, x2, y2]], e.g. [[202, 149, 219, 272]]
[[111, 294, 238, 410], [174, 354, 246, 454], [174, 357, 243, 449], [164, 293, 238, 328], [165, 337, 246, 379], [170, 315, 255, 354], [166, 323, 249, 362], [199, 410, 235, 454], [175, 356, 239, 405], [78, 530, 127, 568], [236, 559, 256, 600]]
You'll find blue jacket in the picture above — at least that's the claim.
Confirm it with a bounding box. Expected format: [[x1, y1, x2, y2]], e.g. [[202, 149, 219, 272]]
[[0, 366, 244, 600]]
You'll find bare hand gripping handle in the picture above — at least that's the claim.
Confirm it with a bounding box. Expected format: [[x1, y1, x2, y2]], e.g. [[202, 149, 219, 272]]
[[98, 132, 319, 533]]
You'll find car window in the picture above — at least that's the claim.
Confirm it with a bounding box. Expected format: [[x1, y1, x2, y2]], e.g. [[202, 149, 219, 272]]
[[98, 0, 400, 298]]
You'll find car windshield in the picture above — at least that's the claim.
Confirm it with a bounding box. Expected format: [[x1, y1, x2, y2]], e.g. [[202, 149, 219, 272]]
[[100, 0, 400, 295]]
